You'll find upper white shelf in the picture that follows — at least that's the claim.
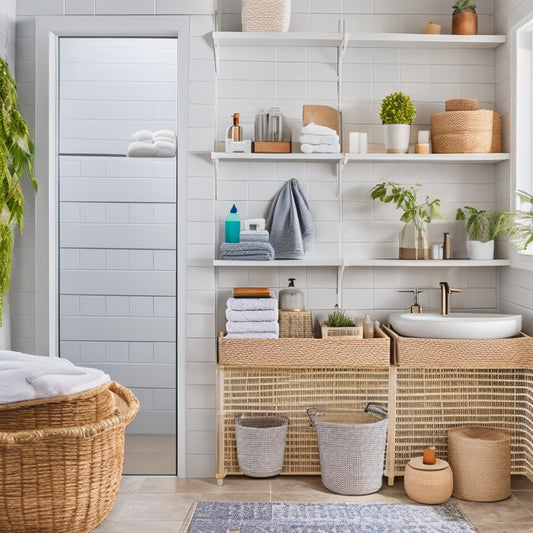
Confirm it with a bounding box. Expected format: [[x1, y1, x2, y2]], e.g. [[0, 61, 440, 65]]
[[214, 259, 510, 267], [212, 31, 506, 49], [212, 152, 510, 163]]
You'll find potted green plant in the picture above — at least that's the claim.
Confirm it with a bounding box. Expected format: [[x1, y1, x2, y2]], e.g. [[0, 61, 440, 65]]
[[380, 92, 417, 154], [452, 0, 477, 35], [456, 206, 511, 259], [0, 58, 37, 324], [322, 305, 361, 338], [509, 190, 533, 252], [371, 181, 445, 259]]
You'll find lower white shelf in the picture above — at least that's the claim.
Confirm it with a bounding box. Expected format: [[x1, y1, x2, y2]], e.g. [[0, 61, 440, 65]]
[[213, 259, 510, 267]]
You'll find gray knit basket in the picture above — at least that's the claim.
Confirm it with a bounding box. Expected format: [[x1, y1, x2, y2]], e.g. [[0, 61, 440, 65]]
[[235, 413, 289, 477], [308, 406, 388, 495]]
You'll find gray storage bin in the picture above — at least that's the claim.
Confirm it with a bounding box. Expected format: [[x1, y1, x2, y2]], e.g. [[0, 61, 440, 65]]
[[308, 404, 388, 495], [235, 413, 289, 478]]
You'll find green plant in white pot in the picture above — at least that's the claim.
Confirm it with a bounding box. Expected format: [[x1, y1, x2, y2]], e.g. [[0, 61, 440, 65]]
[[380, 92, 416, 154], [456, 206, 511, 260], [371, 181, 445, 259], [0, 58, 37, 324]]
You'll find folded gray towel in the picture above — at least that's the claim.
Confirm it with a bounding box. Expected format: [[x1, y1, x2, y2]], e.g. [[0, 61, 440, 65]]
[[240, 229, 270, 243], [265, 178, 314, 259], [220, 242, 274, 261]]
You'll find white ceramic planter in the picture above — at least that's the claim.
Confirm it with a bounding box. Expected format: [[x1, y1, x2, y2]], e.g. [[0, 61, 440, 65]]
[[467, 239, 494, 260], [383, 124, 410, 154], [242, 0, 291, 32]]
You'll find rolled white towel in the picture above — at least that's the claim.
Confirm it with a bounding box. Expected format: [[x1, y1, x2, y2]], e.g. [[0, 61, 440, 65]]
[[127, 141, 157, 157], [0, 350, 111, 404], [301, 122, 338, 137], [226, 308, 279, 322], [154, 140, 176, 157], [153, 129, 176, 141], [300, 142, 340, 154], [225, 332, 278, 339], [227, 297, 278, 311], [226, 321, 279, 334], [131, 129, 154, 142], [299, 133, 339, 145]]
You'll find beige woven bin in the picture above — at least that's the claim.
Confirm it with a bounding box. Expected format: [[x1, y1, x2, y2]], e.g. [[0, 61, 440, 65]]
[[431, 109, 495, 153], [448, 426, 511, 502], [0, 382, 139, 533], [279, 310, 313, 338], [445, 98, 478, 111], [404, 457, 453, 504], [242, 0, 291, 32]]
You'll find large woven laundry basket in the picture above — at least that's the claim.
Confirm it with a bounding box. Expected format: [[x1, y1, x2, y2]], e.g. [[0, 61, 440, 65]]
[[308, 405, 388, 495], [0, 381, 139, 533], [242, 0, 291, 32]]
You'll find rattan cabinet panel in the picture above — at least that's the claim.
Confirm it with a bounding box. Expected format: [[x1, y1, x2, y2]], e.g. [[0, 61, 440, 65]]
[[216, 366, 390, 482]]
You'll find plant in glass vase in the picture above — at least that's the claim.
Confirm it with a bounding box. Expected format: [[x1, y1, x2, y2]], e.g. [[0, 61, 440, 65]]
[[380, 92, 416, 154], [371, 181, 445, 259]]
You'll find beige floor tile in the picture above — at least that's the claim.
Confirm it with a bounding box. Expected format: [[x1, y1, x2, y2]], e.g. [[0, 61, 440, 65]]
[[118, 493, 200, 521], [475, 523, 533, 533], [514, 476, 533, 491], [117, 475, 146, 493], [200, 491, 271, 502], [458, 496, 533, 526], [93, 520, 181, 532]]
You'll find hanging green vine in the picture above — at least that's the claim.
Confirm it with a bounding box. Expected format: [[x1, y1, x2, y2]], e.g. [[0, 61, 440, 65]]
[[0, 57, 37, 325]]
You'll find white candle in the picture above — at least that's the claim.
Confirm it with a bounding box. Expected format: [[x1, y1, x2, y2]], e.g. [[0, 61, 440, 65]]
[[359, 132, 368, 154], [349, 132, 360, 153]]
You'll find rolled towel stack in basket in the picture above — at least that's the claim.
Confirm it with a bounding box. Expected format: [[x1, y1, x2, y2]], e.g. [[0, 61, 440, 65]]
[[225, 296, 279, 338]]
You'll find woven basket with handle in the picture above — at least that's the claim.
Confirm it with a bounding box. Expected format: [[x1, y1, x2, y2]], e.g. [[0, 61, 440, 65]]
[[0, 382, 139, 533]]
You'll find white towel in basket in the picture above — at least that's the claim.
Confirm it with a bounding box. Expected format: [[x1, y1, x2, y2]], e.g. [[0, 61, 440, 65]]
[[0, 350, 111, 404]]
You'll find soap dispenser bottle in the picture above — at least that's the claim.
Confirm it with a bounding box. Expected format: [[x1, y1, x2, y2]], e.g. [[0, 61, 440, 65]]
[[225, 204, 240, 243], [279, 278, 305, 311], [227, 113, 243, 142]]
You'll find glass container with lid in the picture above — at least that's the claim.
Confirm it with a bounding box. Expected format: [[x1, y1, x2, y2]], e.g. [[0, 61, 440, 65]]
[[279, 278, 305, 311]]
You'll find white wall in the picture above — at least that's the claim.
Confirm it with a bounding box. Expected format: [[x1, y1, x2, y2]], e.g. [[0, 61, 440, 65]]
[[14, 0, 520, 477]]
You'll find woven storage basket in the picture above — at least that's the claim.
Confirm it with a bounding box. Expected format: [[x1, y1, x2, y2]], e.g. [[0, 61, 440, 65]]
[[404, 457, 453, 504], [242, 0, 291, 32], [235, 413, 289, 477], [430, 110, 494, 153], [0, 381, 139, 533], [307, 407, 388, 495], [448, 426, 511, 502], [279, 310, 313, 338], [445, 98, 478, 111], [0, 382, 116, 431]]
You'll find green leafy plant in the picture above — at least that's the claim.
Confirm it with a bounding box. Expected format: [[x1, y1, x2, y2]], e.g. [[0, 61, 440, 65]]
[[371, 182, 445, 230], [452, 0, 477, 14], [380, 92, 417, 125], [509, 190, 533, 251], [455, 206, 511, 243], [0, 57, 37, 324], [323, 305, 355, 327]]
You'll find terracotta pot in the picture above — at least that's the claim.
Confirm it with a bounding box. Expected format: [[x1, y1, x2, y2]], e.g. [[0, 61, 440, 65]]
[[452, 11, 477, 35]]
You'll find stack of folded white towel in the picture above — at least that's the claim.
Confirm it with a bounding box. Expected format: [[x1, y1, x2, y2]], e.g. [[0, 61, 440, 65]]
[[299, 122, 340, 154], [225, 297, 279, 339], [127, 129, 176, 157]]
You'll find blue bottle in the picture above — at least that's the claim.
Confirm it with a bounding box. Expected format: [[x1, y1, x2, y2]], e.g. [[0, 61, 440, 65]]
[[225, 204, 240, 243]]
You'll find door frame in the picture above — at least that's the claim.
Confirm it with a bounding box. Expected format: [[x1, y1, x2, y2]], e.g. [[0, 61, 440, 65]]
[[35, 15, 189, 476]]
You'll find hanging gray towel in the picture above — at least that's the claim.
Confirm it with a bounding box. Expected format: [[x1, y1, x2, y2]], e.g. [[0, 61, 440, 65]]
[[265, 178, 314, 259]]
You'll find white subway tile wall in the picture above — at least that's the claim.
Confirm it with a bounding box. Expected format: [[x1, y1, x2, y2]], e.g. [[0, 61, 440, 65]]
[[11, 0, 533, 477]]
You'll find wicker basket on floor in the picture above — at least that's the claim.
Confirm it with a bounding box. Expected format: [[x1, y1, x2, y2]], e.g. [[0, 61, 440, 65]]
[[0, 381, 116, 430], [0, 381, 139, 533]]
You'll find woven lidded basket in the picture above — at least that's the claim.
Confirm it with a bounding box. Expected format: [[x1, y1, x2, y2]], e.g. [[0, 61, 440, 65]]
[[0, 382, 139, 533], [431, 109, 495, 153], [0, 382, 116, 431], [445, 98, 478, 111], [279, 310, 313, 338], [448, 426, 511, 502], [308, 406, 388, 495], [236, 413, 289, 477], [242, 0, 291, 32]]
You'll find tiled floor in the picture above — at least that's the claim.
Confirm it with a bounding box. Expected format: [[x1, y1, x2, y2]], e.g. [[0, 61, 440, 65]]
[[93, 474, 533, 532]]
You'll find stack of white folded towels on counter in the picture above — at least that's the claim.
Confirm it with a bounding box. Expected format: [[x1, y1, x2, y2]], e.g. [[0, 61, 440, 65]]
[[127, 129, 176, 157], [225, 297, 279, 339], [299, 122, 340, 154]]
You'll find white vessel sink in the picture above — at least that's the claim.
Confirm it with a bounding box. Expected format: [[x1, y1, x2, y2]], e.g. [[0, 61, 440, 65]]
[[388, 312, 522, 339]]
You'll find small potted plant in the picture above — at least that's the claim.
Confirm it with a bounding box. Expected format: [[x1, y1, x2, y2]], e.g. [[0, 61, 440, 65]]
[[321, 305, 362, 339], [380, 92, 417, 154], [456, 206, 511, 259], [371, 182, 445, 259], [452, 0, 477, 35], [509, 190, 533, 252]]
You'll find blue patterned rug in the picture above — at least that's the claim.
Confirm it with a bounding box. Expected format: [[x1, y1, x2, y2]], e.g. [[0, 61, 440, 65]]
[[184, 501, 477, 532]]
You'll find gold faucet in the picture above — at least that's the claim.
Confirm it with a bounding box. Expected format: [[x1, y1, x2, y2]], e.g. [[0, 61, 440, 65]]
[[439, 281, 461, 315]]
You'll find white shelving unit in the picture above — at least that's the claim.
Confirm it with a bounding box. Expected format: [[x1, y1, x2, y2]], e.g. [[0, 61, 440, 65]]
[[214, 259, 510, 267]]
